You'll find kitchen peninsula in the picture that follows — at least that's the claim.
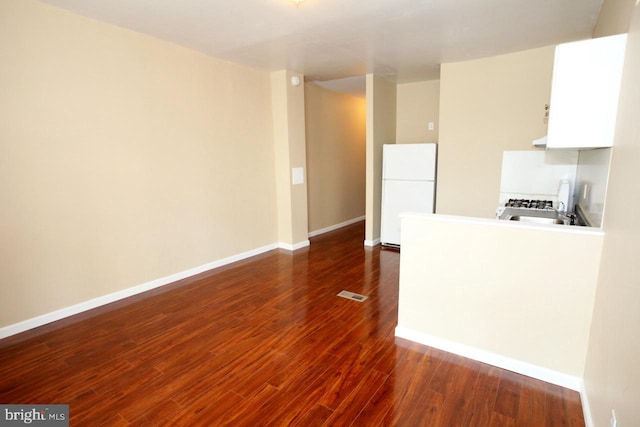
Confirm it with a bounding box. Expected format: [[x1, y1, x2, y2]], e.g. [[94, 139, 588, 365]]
[[396, 213, 603, 391]]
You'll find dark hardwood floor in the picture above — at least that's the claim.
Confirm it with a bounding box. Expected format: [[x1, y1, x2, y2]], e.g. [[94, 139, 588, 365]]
[[0, 221, 584, 426]]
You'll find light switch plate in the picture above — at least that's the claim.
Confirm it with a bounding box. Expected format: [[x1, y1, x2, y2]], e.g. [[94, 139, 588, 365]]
[[292, 167, 304, 185]]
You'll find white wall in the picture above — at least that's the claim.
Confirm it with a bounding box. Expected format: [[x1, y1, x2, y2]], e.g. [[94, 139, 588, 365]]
[[574, 148, 613, 227]]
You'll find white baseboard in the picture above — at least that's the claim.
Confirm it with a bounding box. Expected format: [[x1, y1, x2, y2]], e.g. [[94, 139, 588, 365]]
[[364, 238, 380, 247], [395, 326, 583, 391], [278, 240, 310, 251], [0, 243, 280, 340], [580, 382, 594, 427], [308, 216, 365, 238]]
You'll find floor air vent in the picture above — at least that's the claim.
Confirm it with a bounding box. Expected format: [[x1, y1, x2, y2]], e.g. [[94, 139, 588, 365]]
[[337, 290, 368, 302]]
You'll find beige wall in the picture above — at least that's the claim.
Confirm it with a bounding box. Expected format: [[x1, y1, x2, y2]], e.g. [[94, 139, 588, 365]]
[[305, 84, 366, 233], [396, 80, 440, 144], [593, 0, 637, 37], [437, 47, 555, 218], [365, 75, 397, 244], [271, 70, 309, 247], [584, 2, 640, 426], [398, 214, 603, 379], [0, 0, 278, 327]]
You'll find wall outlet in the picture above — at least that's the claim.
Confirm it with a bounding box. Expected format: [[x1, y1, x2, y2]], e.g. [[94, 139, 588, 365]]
[[428, 122, 434, 131], [610, 409, 618, 427]]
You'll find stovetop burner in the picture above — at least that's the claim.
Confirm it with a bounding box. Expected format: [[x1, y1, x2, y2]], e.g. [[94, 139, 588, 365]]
[[505, 199, 554, 210]]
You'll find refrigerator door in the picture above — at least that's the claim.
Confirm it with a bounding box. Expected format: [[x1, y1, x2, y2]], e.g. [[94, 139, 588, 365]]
[[380, 180, 435, 246], [383, 143, 437, 181]]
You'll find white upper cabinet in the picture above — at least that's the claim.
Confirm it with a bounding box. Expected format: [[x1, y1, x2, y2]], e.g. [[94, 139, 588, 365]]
[[547, 34, 627, 149]]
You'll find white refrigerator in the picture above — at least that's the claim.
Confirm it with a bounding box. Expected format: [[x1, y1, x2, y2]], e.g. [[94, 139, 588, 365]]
[[380, 143, 437, 246]]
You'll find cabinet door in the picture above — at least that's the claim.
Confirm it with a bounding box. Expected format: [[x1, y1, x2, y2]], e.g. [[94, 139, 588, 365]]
[[547, 34, 627, 149]]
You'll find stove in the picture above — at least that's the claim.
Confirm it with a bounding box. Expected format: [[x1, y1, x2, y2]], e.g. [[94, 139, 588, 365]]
[[504, 199, 554, 210], [496, 198, 556, 218]]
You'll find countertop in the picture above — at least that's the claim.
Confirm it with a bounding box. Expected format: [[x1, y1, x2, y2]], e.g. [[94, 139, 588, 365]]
[[399, 212, 604, 236]]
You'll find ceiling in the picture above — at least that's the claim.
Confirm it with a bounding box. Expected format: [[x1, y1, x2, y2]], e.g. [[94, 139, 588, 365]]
[[39, 0, 604, 96]]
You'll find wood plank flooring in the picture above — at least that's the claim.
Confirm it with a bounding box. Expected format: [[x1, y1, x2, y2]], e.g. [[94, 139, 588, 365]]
[[0, 221, 585, 426]]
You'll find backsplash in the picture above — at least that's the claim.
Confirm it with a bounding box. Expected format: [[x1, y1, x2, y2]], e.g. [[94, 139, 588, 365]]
[[574, 148, 612, 227], [499, 150, 579, 210]]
